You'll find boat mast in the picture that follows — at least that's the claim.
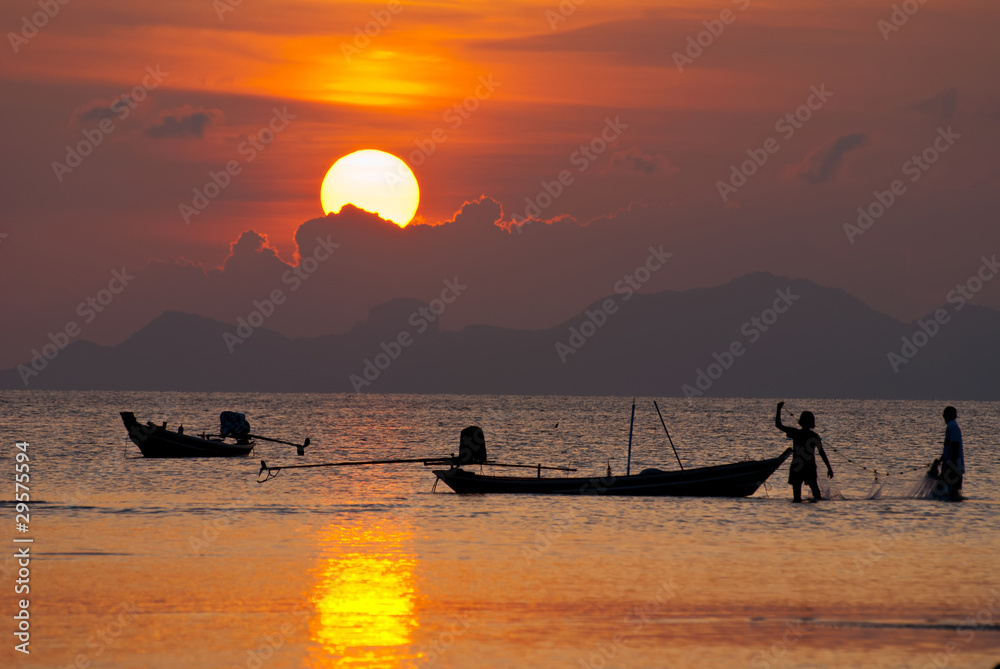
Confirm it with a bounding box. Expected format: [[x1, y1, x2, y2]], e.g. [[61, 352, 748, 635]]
[[653, 400, 684, 470], [626, 398, 636, 476]]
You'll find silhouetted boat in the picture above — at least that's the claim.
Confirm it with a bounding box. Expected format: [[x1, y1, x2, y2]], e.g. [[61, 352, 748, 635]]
[[432, 448, 791, 496], [121, 411, 255, 458]]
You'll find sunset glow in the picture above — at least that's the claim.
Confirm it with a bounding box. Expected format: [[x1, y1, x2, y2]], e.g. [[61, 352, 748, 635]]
[[4, 1, 1000, 667], [321, 150, 420, 227], [311, 523, 418, 665]]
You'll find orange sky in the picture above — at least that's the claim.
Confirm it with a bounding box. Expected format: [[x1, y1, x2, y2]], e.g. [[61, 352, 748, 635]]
[[0, 0, 998, 368]]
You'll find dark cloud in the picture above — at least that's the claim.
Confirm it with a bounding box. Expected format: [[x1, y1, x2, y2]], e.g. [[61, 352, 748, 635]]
[[471, 17, 875, 71], [143, 107, 222, 139], [74, 98, 132, 124], [610, 147, 678, 176], [907, 88, 958, 118], [224, 229, 282, 270], [792, 133, 867, 185], [79, 199, 679, 346]]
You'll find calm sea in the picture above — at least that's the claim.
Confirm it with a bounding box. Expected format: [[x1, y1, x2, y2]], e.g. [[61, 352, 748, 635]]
[[1, 392, 998, 669]]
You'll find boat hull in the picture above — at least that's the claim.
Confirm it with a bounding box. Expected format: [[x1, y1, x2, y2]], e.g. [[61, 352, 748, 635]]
[[121, 412, 254, 458], [433, 449, 791, 497]]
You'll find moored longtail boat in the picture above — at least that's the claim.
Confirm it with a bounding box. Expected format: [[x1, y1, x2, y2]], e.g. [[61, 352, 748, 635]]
[[121, 411, 309, 458], [432, 449, 791, 496]]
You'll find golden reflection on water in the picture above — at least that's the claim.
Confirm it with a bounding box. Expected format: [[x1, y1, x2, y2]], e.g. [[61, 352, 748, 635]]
[[310, 521, 420, 668]]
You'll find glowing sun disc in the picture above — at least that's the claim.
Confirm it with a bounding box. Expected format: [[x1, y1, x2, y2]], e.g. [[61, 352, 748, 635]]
[[320, 150, 419, 227]]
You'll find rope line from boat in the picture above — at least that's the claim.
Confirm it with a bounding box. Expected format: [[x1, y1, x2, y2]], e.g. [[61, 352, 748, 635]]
[[825, 443, 933, 481], [257, 466, 281, 483], [255, 455, 576, 484], [780, 405, 932, 481]]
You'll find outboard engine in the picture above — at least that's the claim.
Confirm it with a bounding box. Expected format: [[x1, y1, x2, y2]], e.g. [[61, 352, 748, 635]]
[[458, 426, 487, 465], [220, 412, 251, 440]]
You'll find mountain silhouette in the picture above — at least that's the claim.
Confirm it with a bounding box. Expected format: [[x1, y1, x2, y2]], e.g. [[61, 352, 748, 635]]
[[2, 273, 997, 398]]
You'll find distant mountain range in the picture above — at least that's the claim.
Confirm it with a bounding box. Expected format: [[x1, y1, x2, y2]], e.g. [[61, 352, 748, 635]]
[[3, 272, 998, 398]]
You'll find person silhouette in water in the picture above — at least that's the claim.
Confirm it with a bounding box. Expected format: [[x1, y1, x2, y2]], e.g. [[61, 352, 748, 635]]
[[934, 405, 964, 501], [775, 402, 833, 502]]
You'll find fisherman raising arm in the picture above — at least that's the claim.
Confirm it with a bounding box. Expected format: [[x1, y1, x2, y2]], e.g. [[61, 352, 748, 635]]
[[775, 401, 833, 503]]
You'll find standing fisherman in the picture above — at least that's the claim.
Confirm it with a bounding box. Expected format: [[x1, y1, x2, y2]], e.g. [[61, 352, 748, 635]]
[[774, 401, 833, 502], [933, 406, 964, 501]]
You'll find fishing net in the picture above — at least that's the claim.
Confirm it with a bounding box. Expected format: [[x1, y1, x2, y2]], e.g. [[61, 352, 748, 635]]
[[818, 478, 847, 501], [776, 404, 941, 502], [814, 467, 940, 501], [859, 469, 940, 500], [866, 478, 888, 500], [899, 460, 946, 500]]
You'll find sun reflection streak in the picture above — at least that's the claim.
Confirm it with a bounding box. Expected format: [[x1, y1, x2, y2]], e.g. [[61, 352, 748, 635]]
[[309, 522, 420, 668]]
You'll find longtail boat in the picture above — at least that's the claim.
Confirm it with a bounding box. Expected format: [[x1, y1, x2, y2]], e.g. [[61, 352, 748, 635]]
[[121, 411, 309, 458], [256, 405, 790, 497], [429, 400, 790, 497], [432, 449, 791, 496]]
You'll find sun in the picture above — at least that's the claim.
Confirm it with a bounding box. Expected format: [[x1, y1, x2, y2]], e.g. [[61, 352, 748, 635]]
[[320, 150, 419, 227]]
